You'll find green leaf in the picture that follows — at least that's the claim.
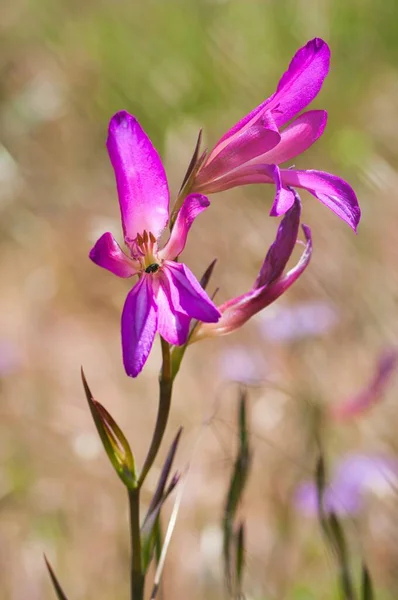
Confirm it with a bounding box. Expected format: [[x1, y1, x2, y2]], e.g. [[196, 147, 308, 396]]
[[141, 429, 182, 572], [81, 368, 136, 488], [222, 388, 251, 595], [361, 563, 374, 600], [44, 555, 70, 600], [235, 522, 245, 597]]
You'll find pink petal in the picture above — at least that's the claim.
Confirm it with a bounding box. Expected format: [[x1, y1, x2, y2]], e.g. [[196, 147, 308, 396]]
[[89, 232, 139, 277], [261, 223, 312, 304], [107, 111, 169, 241], [192, 163, 275, 194], [295, 454, 398, 518], [213, 38, 330, 149], [121, 276, 158, 377], [271, 38, 330, 126], [331, 349, 398, 420], [255, 195, 301, 287], [164, 262, 221, 323], [154, 274, 191, 345], [201, 111, 280, 181], [267, 164, 296, 216], [222, 223, 312, 329], [249, 110, 327, 166], [159, 194, 210, 261], [192, 219, 312, 341], [280, 169, 361, 231]]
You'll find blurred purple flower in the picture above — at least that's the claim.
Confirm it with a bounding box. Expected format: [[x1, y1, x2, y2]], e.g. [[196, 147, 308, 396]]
[[191, 192, 312, 342], [192, 38, 360, 231], [90, 111, 220, 377], [219, 346, 267, 385], [331, 348, 398, 420], [0, 340, 21, 376], [260, 300, 337, 342], [295, 454, 398, 517]]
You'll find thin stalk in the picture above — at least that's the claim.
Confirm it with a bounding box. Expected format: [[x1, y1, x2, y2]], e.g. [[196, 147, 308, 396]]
[[138, 338, 173, 487], [128, 488, 144, 600]]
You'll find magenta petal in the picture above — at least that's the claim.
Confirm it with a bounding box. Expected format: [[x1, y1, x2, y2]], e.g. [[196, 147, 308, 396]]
[[160, 194, 210, 260], [213, 38, 330, 149], [267, 164, 296, 216], [107, 111, 169, 241], [331, 349, 398, 420], [197, 113, 280, 187], [89, 232, 139, 277], [256, 195, 301, 287], [121, 276, 158, 377], [280, 168, 361, 231], [250, 110, 328, 166], [155, 275, 191, 345], [271, 38, 330, 127], [265, 223, 312, 300], [164, 262, 221, 323]]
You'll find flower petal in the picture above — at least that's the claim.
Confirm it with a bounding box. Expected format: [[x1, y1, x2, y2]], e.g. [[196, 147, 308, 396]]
[[271, 38, 330, 126], [331, 349, 398, 420], [121, 276, 158, 377], [160, 194, 210, 260], [255, 195, 301, 287], [267, 164, 296, 216], [164, 262, 221, 323], [212, 38, 330, 149], [260, 223, 312, 304], [249, 110, 327, 166], [191, 221, 312, 342], [154, 274, 191, 346], [196, 113, 280, 190], [89, 232, 139, 277], [295, 455, 398, 518], [280, 168, 361, 231], [107, 111, 169, 241]]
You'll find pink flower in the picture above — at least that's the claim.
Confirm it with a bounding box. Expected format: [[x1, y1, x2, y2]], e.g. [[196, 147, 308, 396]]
[[191, 38, 360, 231], [190, 192, 312, 342], [90, 111, 220, 377], [330, 348, 398, 420], [295, 454, 398, 517]]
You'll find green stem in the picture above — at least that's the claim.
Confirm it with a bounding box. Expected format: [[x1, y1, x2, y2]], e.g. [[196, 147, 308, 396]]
[[128, 488, 144, 600], [138, 338, 173, 487]]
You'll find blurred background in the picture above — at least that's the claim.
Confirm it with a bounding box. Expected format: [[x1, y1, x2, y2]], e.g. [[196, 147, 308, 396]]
[[1, 0, 398, 598]]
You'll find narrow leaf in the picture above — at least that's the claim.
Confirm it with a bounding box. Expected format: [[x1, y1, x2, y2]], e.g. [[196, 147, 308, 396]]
[[235, 522, 245, 597], [179, 129, 203, 192], [361, 563, 374, 600], [328, 512, 356, 600], [44, 555, 69, 600], [199, 258, 217, 291], [223, 389, 251, 594]]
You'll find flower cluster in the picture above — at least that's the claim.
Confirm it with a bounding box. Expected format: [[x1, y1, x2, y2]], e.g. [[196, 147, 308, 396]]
[[90, 38, 360, 377]]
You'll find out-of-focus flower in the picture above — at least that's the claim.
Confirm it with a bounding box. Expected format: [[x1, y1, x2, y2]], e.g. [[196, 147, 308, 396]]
[[330, 348, 398, 420], [295, 454, 398, 517], [191, 38, 360, 231], [260, 300, 337, 342], [90, 111, 220, 377], [218, 346, 267, 384], [191, 193, 311, 342]]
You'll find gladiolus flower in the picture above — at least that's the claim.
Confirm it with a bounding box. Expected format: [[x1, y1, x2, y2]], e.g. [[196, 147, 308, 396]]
[[295, 455, 398, 517], [330, 348, 398, 420], [90, 111, 220, 377], [190, 192, 312, 342], [191, 38, 360, 231]]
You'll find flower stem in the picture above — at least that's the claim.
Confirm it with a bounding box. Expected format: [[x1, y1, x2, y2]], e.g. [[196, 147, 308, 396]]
[[137, 337, 173, 488], [128, 488, 144, 600]]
